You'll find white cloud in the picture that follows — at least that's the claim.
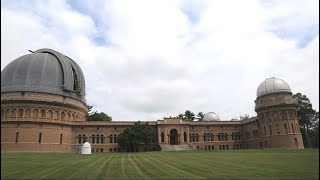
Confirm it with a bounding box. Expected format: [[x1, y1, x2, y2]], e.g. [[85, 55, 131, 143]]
[[1, 0, 319, 121]]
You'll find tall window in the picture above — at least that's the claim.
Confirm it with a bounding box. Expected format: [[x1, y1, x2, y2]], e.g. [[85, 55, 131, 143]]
[[16, 132, 19, 143], [269, 125, 272, 136], [109, 134, 113, 143], [183, 132, 187, 142], [101, 134, 104, 144], [92, 135, 95, 144], [203, 133, 206, 141], [114, 134, 118, 143], [218, 133, 221, 141], [39, 133, 42, 144], [161, 132, 164, 143], [264, 126, 266, 136], [232, 132, 234, 140], [210, 133, 214, 141], [60, 134, 63, 144]]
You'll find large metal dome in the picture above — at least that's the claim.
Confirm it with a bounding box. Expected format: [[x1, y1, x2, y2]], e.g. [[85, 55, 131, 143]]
[[1, 48, 86, 102], [257, 77, 291, 98], [203, 112, 220, 121]]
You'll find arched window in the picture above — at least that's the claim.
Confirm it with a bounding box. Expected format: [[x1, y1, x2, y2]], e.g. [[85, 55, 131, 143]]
[[218, 133, 221, 141], [92, 134, 95, 144], [203, 133, 206, 142], [6, 109, 10, 118], [25, 109, 31, 118], [18, 108, 24, 117], [52, 111, 58, 119], [114, 134, 118, 143], [101, 134, 104, 144], [183, 132, 187, 142], [109, 134, 113, 143], [232, 132, 234, 140], [11, 108, 17, 118], [96, 134, 100, 144], [47, 110, 53, 119], [195, 133, 199, 142], [33, 109, 39, 118], [61, 112, 65, 120], [1, 109, 4, 119], [78, 134, 82, 144], [210, 133, 214, 141], [40, 109, 46, 118], [83, 134, 87, 142]]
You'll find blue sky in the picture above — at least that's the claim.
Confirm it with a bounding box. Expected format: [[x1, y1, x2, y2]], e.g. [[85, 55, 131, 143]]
[[1, 0, 319, 121]]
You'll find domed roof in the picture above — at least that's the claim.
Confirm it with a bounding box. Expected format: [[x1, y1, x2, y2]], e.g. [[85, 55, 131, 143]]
[[257, 77, 291, 98], [1, 48, 86, 102], [203, 112, 220, 121], [82, 142, 91, 147]]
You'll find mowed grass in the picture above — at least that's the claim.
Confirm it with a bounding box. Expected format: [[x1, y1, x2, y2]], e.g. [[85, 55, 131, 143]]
[[1, 149, 319, 179]]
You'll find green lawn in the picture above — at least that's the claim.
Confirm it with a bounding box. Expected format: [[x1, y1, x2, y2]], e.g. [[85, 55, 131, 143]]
[[1, 149, 319, 179]]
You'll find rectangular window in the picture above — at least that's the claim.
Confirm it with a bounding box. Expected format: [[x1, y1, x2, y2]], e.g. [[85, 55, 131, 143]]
[[60, 134, 63, 144], [39, 133, 42, 144]]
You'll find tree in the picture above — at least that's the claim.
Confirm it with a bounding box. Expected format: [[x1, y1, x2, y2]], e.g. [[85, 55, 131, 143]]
[[87, 112, 112, 121], [197, 112, 204, 121], [240, 114, 250, 120], [85, 104, 112, 121], [231, 117, 239, 121], [184, 110, 195, 121], [117, 121, 154, 152], [177, 114, 185, 119], [293, 93, 319, 148]]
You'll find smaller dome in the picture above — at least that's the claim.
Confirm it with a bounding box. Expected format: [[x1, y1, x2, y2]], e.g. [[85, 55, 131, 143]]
[[257, 77, 291, 98], [203, 112, 220, 121], [82, 142, 91, 148]]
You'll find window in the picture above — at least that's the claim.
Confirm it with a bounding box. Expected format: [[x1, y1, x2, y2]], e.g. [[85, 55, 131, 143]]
[[60, 134, 63, 144], [40, 109, 46, 118], [78, 134, 82, 144], [264, 126, 266, 136], [269, 125, 272, 136], [161, 132, 164, 143], [18, 108, 23, 117], [39, 133, 42, 144], [210, 133, 214, 141], [96, 135, 100, 144], [92, 135, 95, 144], [101, 134, 104, 144], [218, 133, 221, 141], [114, 134, 118, 143], [232, 132, 234, 140], [109, 134, 113, 143], [203, 133, 206, 141], [16, 132, 19, 143]]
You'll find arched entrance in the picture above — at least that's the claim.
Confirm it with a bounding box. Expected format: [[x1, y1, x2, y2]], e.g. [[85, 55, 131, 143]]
[[170, 129, 179, 145]]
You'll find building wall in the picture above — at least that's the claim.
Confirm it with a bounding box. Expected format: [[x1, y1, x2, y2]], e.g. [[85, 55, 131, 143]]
[[1, 91, 305, 152]]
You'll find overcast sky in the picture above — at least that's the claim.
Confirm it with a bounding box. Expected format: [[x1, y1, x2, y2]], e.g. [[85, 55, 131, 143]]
[[1, 0, 319, 121]]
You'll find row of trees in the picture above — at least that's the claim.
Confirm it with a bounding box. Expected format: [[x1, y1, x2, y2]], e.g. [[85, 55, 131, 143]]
[[176, 110, 204, 121]]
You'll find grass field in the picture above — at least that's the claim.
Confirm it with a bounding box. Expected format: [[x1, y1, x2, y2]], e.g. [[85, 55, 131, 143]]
[[1, 149, 319, 179]]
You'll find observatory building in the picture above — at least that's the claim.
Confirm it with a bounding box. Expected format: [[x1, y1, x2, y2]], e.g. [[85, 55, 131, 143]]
[[1, 49, 304, 152]]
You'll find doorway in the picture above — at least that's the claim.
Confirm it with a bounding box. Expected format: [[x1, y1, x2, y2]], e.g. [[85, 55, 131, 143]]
[[170, 129, 179, 145]]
